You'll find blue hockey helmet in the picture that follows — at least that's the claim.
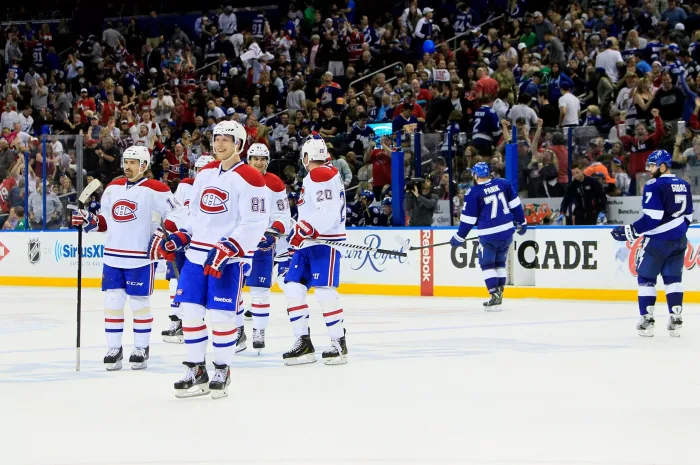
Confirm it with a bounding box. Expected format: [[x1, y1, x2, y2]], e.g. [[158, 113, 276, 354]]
[[646, 150, 672, 171], [361, 189, 375, 202], [381, 196, 392, 206], [471, 162, 490, 178]]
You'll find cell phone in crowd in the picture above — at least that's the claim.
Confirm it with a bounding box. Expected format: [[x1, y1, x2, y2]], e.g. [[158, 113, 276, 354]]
[[678, 120, 686, 135]]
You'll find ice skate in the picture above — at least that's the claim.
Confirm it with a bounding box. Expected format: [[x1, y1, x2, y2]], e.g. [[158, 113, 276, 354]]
[[104, 347, 123, 371], [161, 315, 183, 344], [637, 315, 655, 337], [253, 328, 265, 354], [174, 362, 210, 398], [322, 332, 348, 365], [283, 334, 316, 366], [209, 363, 231, 399], [129, 346, 149, 370], [667, 315, 682, 337], [483, 289, 503, 312], [236, 326, 247, 353], [244, 306, 253, 321]]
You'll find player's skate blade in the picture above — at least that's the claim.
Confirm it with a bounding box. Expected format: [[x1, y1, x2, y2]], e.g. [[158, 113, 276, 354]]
[[283, 335, 317, 366], [253, 328, 265, 355], [668, 316, 682, 337], [244, 307, 253, 321], [236, 326, 247, 353], [161, 315, 184, 344], [483, 291, 503, 312], [129, 346, 149, 370], [209, 364, 231, 399], [322, 334, 348, 365], [174, 362, 210, 398], [104, 347, 123, 371], [637, 315, 655, 337]]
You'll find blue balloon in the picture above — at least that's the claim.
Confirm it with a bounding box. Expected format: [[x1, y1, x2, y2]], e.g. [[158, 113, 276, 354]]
[[423, 40, 436, 54]]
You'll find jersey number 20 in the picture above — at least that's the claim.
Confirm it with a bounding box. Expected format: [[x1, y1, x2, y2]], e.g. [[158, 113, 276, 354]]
[[484, 192, 510, 219]]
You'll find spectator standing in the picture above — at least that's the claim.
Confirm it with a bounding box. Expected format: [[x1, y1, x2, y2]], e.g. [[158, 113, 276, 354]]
[[558, 163, 607, 225], [18, 108, 34, 134], [660, 0, 687, 30], [538, 90, 560, 129], [28, 182, 62, 230], [146, 11, 162, 48], [595, 38, 624, 84], [651, 72, 685, 122], [329, 148, 353, 188], [558, 82, 580, 128], [364, 136, 393, 200], [404, 179, 438, 226], [218, 6, 238, 37], [74, 89, 96, 123], [532, 11, 553, 44], [474, 67, 500, 99], [543, 31, 566, 69], [1, 103, 19, 131], [31, 78, 49, 112], [151, 88, 175, 123]]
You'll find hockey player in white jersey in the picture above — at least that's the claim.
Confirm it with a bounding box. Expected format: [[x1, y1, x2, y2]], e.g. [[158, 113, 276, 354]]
[[71, 146, 187, 370], [240, 143, 294, 354], [283, 134, 348, 366], [156, 120, 269, 399], [162, 155, 215, 343]]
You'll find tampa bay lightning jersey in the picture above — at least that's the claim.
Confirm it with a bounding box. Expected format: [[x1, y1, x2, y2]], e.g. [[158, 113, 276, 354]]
[[472, 106, 502, 141], [645, 41, 664, 61], [252, 14, 267, 38], [453, 11, 472, 33], [350, 123, 376, 148], [633, 174, 693, 240], [458, 178, 525, 240]]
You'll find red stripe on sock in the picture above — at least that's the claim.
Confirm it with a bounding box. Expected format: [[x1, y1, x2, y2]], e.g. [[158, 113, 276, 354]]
[[288, 304, 308, 312], [323, 309, 343, 317], [212, 328, 238, 336], [105, 318, 124, 323], [183, 325, 207, 332], [252, 303, 270, 308], [134, 318, 154, 323]]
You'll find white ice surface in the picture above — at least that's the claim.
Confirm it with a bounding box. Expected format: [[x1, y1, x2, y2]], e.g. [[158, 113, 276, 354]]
[[1, 287, 700, 465]]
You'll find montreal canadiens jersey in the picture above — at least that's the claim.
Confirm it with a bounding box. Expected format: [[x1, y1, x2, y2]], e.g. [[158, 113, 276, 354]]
[[298, 164, 346, 244], [175, 177, 195, 207], [263, 171, 294, 261], [183, 161, 269, 265], [633, 174, 693, 240], [99, 177, 188, 269], [458, 178, 525, 240]]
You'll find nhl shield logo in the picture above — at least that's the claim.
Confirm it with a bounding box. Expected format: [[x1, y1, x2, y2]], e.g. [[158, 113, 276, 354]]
[[28, 238, 41, 264]]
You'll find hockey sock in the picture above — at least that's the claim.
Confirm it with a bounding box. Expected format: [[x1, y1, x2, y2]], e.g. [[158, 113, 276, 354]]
[[169, 278, 182, 319], [662, 276, 683, 315], [315, 286, 345, 339], [104, 289, 127, 349], [250, 286, 271, 330], [182, 303, 208, 364], [495, 262, 506, 288], [211, 309, 238, 366], [637, 277, 657, 316], [286, 282, 310, 337], [481, 265, 499, 293], [130, 296, 153, 349]]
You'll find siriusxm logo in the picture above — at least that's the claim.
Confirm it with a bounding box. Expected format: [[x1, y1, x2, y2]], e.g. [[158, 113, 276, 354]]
[[347, 234, 407, 272], [54, 242, 105, 262]]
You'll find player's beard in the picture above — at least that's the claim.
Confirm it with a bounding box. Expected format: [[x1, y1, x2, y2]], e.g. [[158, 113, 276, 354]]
[[652, 167, 662, 178]]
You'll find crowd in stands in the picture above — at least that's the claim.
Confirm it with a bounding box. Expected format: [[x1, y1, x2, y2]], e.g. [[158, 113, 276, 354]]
[[1, 0, 700, 229]]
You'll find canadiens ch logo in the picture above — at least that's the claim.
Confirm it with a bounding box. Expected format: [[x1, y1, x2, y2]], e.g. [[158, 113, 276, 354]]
[[200, 187, 229, 214], [112, 200, 138, 222]]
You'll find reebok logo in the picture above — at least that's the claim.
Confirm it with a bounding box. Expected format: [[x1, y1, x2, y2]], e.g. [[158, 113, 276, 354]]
[[213, 296, 233, 303]]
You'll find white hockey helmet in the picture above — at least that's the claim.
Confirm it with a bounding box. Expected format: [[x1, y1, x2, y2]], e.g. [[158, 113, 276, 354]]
[[300, 136, 328, 167], [247, 143, 270, 159], [122, 145, 151, 178], [212, 120, 247, 154], [194, 155, 215, 171]]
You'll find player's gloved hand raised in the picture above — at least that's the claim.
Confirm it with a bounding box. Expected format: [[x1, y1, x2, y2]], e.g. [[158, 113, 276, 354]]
[[597, 212, 607, 225], [257, 233, 276, 252], [71, 209, 99, 233], [150, 229, 191, 261], [611, 225, 638, 242], [515, 222, 527, 236], [203, 237, 242, 278], [289, 220, 318, 248], [450, 233, 466, 248]]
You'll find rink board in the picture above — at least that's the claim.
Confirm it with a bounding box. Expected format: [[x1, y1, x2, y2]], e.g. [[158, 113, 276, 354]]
[[1, 226, 700, 302]]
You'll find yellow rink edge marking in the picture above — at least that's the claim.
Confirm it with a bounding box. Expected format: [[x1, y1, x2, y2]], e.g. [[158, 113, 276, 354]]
[[1, 276, 696, 303]]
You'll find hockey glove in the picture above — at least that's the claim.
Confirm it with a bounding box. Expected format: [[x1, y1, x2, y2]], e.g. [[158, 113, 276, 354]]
[[203, 238, 243, 278], [257, 233, 277, 252], [289, 220, 318, 248], [555, 213, 565, 225], [71, 209, 100, 233], [611, 225, 638, 242], [450, 233, 467, 248], [597, 212, 607, 225], [516, 222, 528, 236], [154, 229, 191, 261]]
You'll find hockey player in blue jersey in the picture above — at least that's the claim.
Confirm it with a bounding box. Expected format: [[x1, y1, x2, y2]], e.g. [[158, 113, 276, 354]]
[[611, 150, 693, 337], [471, 97, 502, 156], [450, 162, 527, 311]]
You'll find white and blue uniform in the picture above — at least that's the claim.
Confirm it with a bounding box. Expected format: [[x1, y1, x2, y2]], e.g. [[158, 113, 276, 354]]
[[453, 177, 525, 294], [629, 174, 692, 317], [285, 164, 347, 339], [251, 14, 267, 39], [471, 105, 502, 156]]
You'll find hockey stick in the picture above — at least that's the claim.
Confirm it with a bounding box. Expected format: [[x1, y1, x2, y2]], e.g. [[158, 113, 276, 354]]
[[267, 230, 407, 258], [395, 235, 479, 251], [76, 179, 101, 372], [152, 211, 179, 280]]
